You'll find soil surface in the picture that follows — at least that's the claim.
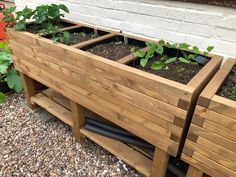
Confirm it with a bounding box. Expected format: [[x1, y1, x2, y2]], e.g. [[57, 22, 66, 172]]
[[217, 65, 236, 101], [54, 33, 99, 46], [86, 41, 141, 61], [134, 57, 203, 84]]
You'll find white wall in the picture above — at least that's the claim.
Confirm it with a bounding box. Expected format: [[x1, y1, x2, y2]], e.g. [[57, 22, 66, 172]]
[[14, 0, 236, 58]]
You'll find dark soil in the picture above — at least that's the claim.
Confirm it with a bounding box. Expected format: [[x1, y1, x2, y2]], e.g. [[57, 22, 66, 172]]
[[84, 37, 145, 61], [171, 0, 236, 8], [0, 82, 11, 93], [131, 56, 204, 84], [217, 65, 236, 101]]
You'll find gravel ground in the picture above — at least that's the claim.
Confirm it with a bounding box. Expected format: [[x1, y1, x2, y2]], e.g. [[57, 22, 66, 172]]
[[0, 93, 143, 177]]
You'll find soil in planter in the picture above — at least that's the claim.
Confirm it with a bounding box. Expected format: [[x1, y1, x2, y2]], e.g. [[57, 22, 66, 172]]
[[128, 48, 206, 84], [0, 82, 11, 93], [217, 65, 236, 101], [26, 21, 74, 34], [46, 27, 108, 46], [82, 36, 146, 61]]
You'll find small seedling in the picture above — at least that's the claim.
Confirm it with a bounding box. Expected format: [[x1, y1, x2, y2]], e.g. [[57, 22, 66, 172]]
[[230, 86, 236, 101], [124, 36, 128, 45]]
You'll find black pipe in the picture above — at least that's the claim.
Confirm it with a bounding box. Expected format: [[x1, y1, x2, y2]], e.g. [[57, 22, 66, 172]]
[[86, 118, 137, 138], [84, 123, 154, 150]]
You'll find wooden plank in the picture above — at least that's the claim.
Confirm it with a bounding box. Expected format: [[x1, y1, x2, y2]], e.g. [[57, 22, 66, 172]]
[[71, 100, 85, 142], [185, 140, 236, 172], [7, 29, 195, 101], [194, 106, 236, 131], [151, 147, 169, 177], [13, 58, 178, 156], [186, 166, 203, 177], [19, 72, 37, 109], [189, 124, 236, 153], [80, 128, 152, 177], [209, 95, 236, 119], [31, 92, 73, 127], [198, 59, 235, 107], [59, 24, 83, 32], [192, 151, 236, 177], [181, 154, 225, 177], [71, 33, 117, 49]]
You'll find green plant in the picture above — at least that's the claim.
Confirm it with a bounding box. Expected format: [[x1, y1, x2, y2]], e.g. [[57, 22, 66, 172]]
[[132, 40, 214, 71], [230, 86, 236, 101], [0, 42, 23, 102], [2, 6, 16, 27], [53, 31, 71, 45], [13, 6, 34, 30]]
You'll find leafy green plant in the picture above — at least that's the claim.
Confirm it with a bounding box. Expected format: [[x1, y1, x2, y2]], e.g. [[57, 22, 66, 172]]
[[2, 6, 16, 27], [13, 6, 34, 30], [132, 40, 214, 71], [0, 42, 23, 102], [230, 86, 236, 101], [52, 31, 71, 45]]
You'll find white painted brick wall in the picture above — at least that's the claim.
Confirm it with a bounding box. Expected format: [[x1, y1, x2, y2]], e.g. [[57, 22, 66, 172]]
[[14, 0, 236, 58]]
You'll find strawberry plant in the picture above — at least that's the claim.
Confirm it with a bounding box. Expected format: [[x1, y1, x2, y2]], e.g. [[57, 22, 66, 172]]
[[132, 40, 214, 71]]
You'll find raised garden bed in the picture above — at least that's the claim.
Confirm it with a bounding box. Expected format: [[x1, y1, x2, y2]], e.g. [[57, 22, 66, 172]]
[[7, 17, 223, 176], [182, 58, 236, 177]]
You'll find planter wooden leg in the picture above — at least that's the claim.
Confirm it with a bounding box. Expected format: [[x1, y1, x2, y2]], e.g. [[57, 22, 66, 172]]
[[151, 147, 169, 177], [186, 166, 203, 177], [70, 100, 85, 142], [20, 72, 37, 109]]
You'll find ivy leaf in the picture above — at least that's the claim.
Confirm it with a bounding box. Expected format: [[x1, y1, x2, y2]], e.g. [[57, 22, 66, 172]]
[[192, 46, 200, 54], [0, 92, 6, 103], [165, 57, 177, 64], [178, 57, 191, 64], [13, 23, 26, 31], [140, 58, 148, 67], [155, 44, 164, 55], [151, 61, 164, 71], [7, 69, 23, 93], [135, 49, 146, 58], [207, 46, 214, 52], [179, 43, 190, 50], [59, 4, 69, 13]]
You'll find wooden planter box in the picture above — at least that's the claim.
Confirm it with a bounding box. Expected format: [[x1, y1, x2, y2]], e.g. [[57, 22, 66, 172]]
[[182, 58, 236, 177], [7, 20, 223, 177]]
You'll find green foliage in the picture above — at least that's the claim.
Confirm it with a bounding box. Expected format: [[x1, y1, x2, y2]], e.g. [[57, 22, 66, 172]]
[[230, 86, 236, 101], [0, 92, 6, 103], [53, 31, 71, 45], [132, 39, 214, 71], [13, 6, 34, 30], [0, 42, 23, 102]]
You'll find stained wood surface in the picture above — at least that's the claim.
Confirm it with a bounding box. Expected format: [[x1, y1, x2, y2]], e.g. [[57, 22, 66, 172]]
[[183, 59, 236, 177]]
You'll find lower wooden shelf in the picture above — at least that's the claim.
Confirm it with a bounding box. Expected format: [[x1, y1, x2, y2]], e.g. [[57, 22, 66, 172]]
[[80, 128, 152, 177], [31, 91, 73, 127]]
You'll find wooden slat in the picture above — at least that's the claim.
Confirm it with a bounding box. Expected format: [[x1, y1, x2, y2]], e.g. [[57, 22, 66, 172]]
[[198, 58, 235, 107], [31, 92, 73, 127], [80, 128, 152, 177], [182, 154, 225, 177], [13, 58, 178, 156], [186, 166, 203, 177], [194, 106, 236, 131], [59, 24, 83, 32], [208, 95, 236, 119], [71, 33, 117, 48], [189, 124, 236, 153]]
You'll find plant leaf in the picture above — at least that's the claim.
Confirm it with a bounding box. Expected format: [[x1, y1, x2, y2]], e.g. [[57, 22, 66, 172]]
[[0, 92, 6, 103], [151, 61, 164, 71], [192, 46, 200, 54], [207, 46, 214, 52], [140, 58, 148, 67], [59, 4, 69, 13], [7, 69, 23, 93], [165, 57, 177, 64], [135, 49, 146, 58], [13, 23, 26, 31], [166, 42, 177, 49], [179, 43, 190, 50], [178, 57, 191, 64], [155, 44, 164, 55]]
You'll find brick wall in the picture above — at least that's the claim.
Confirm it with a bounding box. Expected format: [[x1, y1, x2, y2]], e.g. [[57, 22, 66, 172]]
[[14, 0, 236, 58]]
